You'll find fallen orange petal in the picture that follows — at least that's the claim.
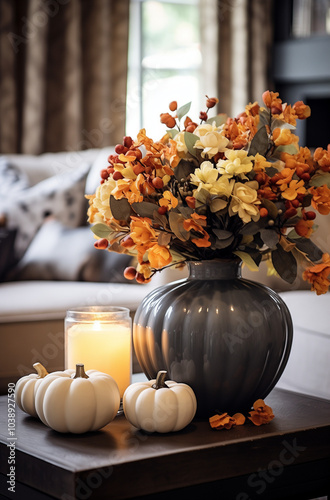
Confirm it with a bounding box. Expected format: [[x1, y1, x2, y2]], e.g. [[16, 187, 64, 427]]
[[232, 413, 246, 426]]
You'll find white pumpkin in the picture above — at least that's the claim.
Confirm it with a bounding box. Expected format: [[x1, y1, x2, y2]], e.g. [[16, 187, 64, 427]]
[[123, 370, 197, 433], [15, 363, 49, 417], [35, 364, 120, 433]]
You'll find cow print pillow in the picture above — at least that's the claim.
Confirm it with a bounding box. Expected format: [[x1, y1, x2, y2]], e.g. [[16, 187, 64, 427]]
[[1, 161, 91, 259]]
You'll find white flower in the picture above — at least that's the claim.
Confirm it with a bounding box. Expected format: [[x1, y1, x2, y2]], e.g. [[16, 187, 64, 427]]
[[173, 131, 188, 154], [194, 131, 229, 158]]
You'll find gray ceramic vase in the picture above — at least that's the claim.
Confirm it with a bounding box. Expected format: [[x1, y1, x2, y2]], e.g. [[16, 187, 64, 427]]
[[133, 260, 293, 418]]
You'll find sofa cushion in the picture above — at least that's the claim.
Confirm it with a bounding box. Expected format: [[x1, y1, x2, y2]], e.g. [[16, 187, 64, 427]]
[[0, 156, 29, 194], [8, 219, 132, 283], [1, 161, 91, 258], [0, 280, 158, 323], [277, 290, 330, 400]]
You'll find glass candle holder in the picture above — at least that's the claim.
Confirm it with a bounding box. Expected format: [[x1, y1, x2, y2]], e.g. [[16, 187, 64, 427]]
[[65, 306, 132, 398]]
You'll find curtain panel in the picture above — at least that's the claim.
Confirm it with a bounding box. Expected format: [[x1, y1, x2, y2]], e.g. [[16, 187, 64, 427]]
[[217, 0, 274, 116], [0, 0, 129, 154]]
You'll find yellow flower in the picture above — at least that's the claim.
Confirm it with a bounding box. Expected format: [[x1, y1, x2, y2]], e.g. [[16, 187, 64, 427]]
[[229, 181, 261, 223], [217, 150, 254, 179], [194, 124, 229, 158]]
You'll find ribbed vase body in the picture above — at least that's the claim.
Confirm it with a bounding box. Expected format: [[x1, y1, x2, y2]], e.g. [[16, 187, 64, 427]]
[[133, 260, 293, 418]]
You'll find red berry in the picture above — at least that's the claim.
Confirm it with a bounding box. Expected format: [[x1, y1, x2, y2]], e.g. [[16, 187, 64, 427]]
[[169, 101, 177, 111], [152, 177, 164, 189], [124, 267, 137, 280], [123, 136, 133, 148], [100, 169, 109, 180], [121, 236, 135, 248], [115, 144, 128, 154], [113, 171, 124, 181], [158, 206, 167, 215], [291, 199, 300, 208], [305, 211, 316, 220], [94, 238, 108, 250]]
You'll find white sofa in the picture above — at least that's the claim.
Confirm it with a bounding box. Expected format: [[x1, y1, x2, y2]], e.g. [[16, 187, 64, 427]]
[[0, 148, 329, 401], [0, 148, 184, 393]]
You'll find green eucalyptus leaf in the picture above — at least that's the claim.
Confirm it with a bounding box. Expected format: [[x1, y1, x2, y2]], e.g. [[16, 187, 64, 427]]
[[184, 132, 199, 157], [177, 102, 191, 121], [213, 229, 233, 240], [239, 218, 267, 235], [131, 201, 158, 219], [260, 229, 279, 249], [91, 223, 111, 239], [206, 114, 227, 127], [265, 166, 280, 177], [174, 159, 196, 181], [166, 129, 178, 139], [287, 229, 300, 240], [248, 126, 269, 156], [158, 231, 172, 246], [273, 143, 299, 157], [293, 238, 323, 262], [271, 244, 297, 284], [258, 108, 271, 129], [271, 119, 296, 131], [168, 212, 190, 241], [110, 195, 132, 221], [310, 172, 330, 188], [233, 250, 259, 271], [261, 198, 278, 218]]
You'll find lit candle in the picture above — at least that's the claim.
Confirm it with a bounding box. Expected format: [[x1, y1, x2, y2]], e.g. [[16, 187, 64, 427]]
[[65, 307, 132, 398]]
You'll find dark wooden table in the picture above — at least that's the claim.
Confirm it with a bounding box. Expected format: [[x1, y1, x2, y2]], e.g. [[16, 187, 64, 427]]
[[0, 388, 329, 500]]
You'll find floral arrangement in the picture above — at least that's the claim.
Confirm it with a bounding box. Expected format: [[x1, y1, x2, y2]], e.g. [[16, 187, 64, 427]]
[[87, 91, 330, 294]]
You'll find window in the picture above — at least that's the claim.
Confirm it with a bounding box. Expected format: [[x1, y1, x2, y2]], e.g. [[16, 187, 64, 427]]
[[126, 0, 203, 139]]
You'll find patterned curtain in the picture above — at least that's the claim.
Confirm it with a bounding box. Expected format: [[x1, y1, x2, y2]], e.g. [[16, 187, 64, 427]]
[[217, 0, 274, 116], [0, 0, 129, 154]]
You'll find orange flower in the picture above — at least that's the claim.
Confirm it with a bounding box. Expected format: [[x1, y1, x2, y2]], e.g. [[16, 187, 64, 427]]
[[248, 399, 274, 426], [295, 219, 314, 238], [148, 243, 172, 269], [303, 253, 330, 295], [130, 217, 156, 246], [276, 167, 294, 190], [273, 128, 299, 147], [159, 190, 178, 210], [314, 146, 330, 171], [183, 215, 211, 248], [257, 186, 278, 200], [293, 100, 311, 120], [245, 101, 260, 117], [310, 185, 330, 215], [281, 179, 306, 200], [209, 412, 245, 430], [262, 91, 282, 114]]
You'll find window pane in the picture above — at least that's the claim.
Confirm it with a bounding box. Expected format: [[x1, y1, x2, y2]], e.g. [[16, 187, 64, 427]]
[[142, 1, 199, 58], [142, 70, 200, 138]]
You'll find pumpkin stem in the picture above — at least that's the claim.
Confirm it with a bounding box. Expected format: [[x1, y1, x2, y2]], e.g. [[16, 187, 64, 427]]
[[33, 362, 49, 379], [152, 370, 168, 390], [73, 364, 89, 379]]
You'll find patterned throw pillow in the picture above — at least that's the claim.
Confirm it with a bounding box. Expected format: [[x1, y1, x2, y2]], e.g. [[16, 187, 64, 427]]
[[1, 161, 91, 258], [0, 156, 29, 195], [8, 219, 133, 283]]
